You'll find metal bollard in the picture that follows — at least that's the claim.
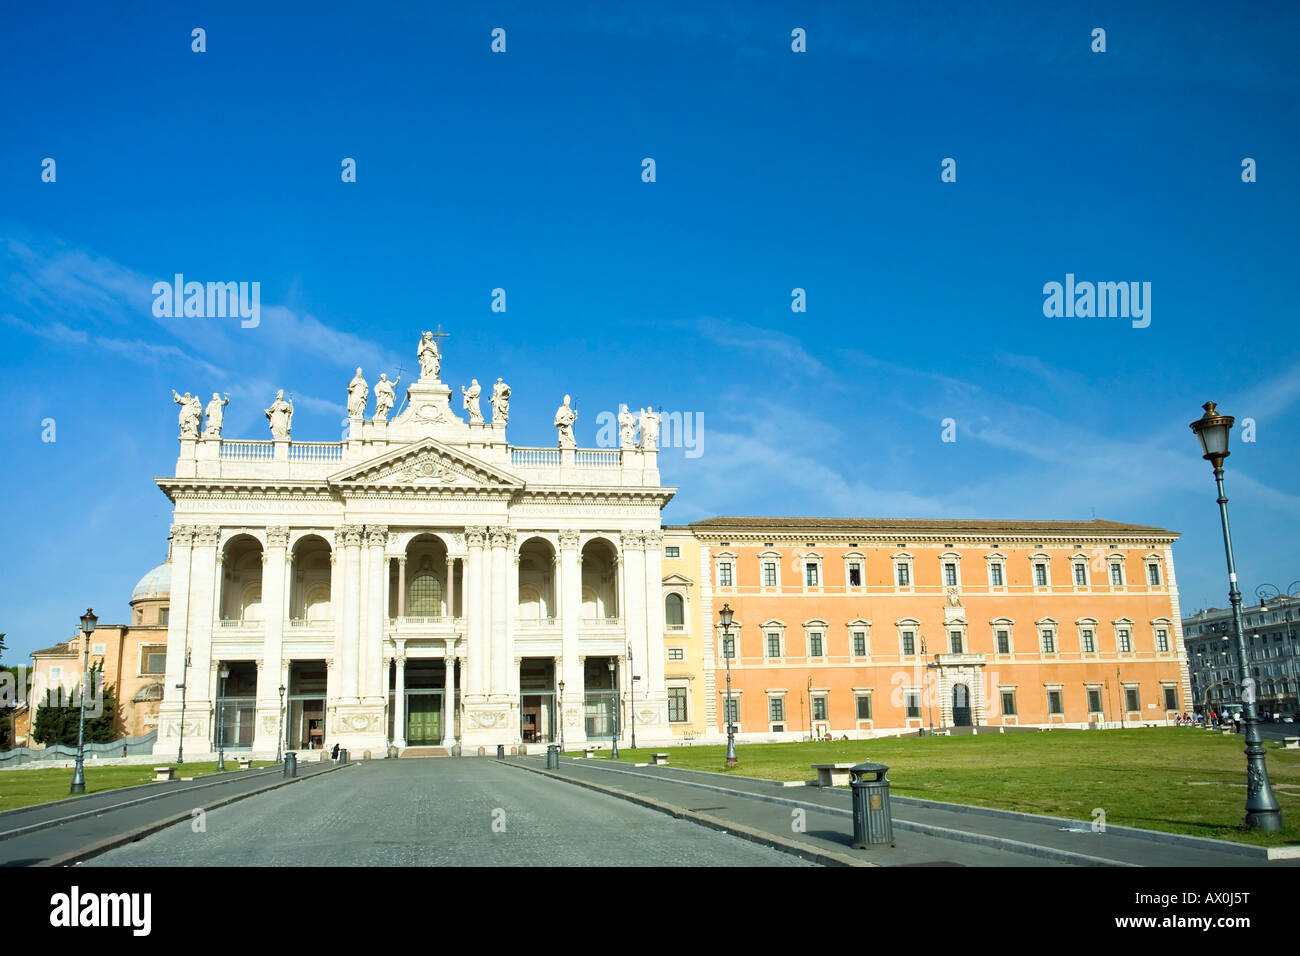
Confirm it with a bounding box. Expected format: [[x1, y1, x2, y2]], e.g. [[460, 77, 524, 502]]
[[849, 762, 895, 848], [546, 744, 560, 769], [283, 752, 297, 778], [497, 743, 505, 760]]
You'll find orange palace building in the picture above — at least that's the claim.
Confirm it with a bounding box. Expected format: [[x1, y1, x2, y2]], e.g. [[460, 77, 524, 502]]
[[686, 517, 1189, 738]]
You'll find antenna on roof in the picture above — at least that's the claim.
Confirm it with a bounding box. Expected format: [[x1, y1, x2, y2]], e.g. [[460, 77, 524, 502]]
[[1091, 507, 1095, 519]]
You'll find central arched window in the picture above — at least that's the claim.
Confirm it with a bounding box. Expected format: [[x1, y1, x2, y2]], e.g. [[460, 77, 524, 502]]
[[665, 593, 685, 628], [408, 574, 443, 617]]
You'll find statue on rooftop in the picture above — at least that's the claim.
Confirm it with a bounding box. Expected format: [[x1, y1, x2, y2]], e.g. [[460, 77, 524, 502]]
[[173, 390, 202, 438], [462, 379, 484, 424], [265, 389, 293, 439], [203, 392, 229, 438], [618, 404, 637, 450], [347, 368, 369, 419], [490, 378, 510, 425], [554, 394, 578, 448], [639, 406, 661, 451], [373, 373, 399, 421], [418, 331, 441, 381]]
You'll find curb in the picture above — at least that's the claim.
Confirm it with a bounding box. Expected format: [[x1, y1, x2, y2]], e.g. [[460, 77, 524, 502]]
[[35, 763, 352, 867], [503, 759, 875, 867], [545, 759, 1139, 867], [0, 766, 291, 843], [607, 761, 1297, 863]]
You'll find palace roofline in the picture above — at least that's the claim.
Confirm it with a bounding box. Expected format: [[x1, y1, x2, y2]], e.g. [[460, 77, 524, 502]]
[[683, 516, 1178, 538]]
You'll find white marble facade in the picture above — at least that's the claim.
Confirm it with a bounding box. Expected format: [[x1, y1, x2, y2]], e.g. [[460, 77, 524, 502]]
[[153, 333, 674, 758]]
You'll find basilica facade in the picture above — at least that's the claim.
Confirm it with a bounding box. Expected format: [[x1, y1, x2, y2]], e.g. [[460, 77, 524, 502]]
[[153, 332, 674, 758]]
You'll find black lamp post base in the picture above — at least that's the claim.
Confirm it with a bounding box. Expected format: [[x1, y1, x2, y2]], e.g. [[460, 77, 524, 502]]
[[1245, 809, 1284, 832]]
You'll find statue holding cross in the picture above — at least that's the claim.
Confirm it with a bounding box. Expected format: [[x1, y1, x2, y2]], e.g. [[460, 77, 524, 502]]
[[417, 326, 449, 382]]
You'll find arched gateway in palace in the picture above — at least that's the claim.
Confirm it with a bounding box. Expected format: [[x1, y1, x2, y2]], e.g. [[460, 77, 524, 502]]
[[153, 331, 674, 758]]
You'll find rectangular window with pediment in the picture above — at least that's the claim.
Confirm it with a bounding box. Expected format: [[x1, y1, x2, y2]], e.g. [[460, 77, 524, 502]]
[[762, 562, 777, 587]]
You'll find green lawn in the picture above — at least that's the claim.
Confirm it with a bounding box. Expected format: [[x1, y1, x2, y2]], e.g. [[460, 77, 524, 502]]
[[576, 728, 1300, 847], [0, 761, 275, 813]]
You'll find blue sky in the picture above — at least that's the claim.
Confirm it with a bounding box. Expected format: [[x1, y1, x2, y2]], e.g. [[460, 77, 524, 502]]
[[1, 1, 1297, 657]]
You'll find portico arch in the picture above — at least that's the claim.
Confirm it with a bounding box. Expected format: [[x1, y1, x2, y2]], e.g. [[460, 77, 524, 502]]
[[581, 538, 619, 621], [289, 534, 333, 623], [517, 536, 556, 621], [220, 535, 263, 623]]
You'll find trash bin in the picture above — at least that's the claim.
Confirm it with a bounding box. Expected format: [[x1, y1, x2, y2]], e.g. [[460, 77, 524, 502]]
[[849, 762, 894, 848], [339, 749, 349, 765], [283, 752, 297, 778], [546, 744, 560, 769], [497, 744, 505, 760]]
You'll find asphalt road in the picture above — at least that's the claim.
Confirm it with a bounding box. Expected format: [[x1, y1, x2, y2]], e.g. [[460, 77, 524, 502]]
[[88, 758, 815, 866]]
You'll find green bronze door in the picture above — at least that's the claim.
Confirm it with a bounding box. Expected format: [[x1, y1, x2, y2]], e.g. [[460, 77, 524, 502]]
[[407, 693, 443, 745]]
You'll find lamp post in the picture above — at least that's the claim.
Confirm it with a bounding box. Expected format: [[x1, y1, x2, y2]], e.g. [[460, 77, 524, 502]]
[[176, 646, 191, 763], [719, 604, 737, 768], [276, 683, 286, 764], [1190, 401, 1283, 831], [607, 659, 619, 759], [557, 678, 565, 752], [216, 663, 230, 771], [628, 642, 638, 750], [922, 636, 934, 737], [70, 608, 97, 794], [807, 676, 814, 740]]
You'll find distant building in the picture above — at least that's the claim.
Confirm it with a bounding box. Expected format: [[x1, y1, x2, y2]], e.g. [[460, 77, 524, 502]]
[[1183, 593, 1300, 716], [27, 562, 171, 741], [685, 516, 1189, 737]]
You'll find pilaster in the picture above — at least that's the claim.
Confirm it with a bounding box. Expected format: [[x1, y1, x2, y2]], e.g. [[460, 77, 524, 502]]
[[254, 526, 289, 753]]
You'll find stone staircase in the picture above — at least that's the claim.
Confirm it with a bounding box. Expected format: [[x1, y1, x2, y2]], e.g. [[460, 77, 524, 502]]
[[399, 746, 451, 758]]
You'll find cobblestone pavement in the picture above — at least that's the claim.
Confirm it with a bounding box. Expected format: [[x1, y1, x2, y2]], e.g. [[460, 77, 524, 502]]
[[88, 758, 816, 866]]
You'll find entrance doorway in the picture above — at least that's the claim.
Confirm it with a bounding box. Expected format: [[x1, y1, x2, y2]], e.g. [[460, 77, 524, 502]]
[[286, 660, 327, 751], [519, 658, 556, 743], [952, 682, 972, 727], [406, 691, 443, 745]]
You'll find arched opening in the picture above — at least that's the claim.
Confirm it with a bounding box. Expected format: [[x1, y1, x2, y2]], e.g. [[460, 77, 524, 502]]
[[399, 534, 450, 621], [290, 535, 332, 624], [952, 682, 972, 727], [221, 536, 264, 623], [517, 537, 556, 622], [665, 592, 685, 629], [581, 538, 619, 621]]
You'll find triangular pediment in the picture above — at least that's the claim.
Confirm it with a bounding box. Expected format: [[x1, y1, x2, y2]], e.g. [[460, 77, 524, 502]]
[[663, 572, 694, 586], [327, 438, 524, 491]]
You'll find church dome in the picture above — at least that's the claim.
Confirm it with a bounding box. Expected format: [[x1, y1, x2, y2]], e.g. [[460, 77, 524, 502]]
[[132, 562, 171, 602]]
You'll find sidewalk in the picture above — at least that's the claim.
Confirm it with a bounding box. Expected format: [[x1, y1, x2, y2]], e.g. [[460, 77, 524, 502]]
[[507, 756, 1299, 867]]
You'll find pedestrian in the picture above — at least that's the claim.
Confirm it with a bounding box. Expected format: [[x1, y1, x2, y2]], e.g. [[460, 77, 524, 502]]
[[331, 742, 340, 761]]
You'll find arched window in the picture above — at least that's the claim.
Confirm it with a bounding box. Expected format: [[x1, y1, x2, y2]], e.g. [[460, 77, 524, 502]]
[[665, 593, 684, 628], [408, 574, 442, 617]]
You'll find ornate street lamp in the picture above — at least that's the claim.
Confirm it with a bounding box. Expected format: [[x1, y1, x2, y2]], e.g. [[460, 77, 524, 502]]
[[922, 636, 935, 737], [276, 683, 286, 764], [608, 659, 619, 759], [719, 604, 737, 768], [1190, 401, 1283, 830], [70, 608, 96, 794], [217, 663, 230, 771]]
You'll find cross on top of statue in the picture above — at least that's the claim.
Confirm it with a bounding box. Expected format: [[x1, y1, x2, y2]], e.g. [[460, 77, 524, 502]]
[[417, 326, 449, 382]]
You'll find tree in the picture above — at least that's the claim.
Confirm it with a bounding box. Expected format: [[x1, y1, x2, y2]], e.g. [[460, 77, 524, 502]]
[[31, 662, 120, 747]]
